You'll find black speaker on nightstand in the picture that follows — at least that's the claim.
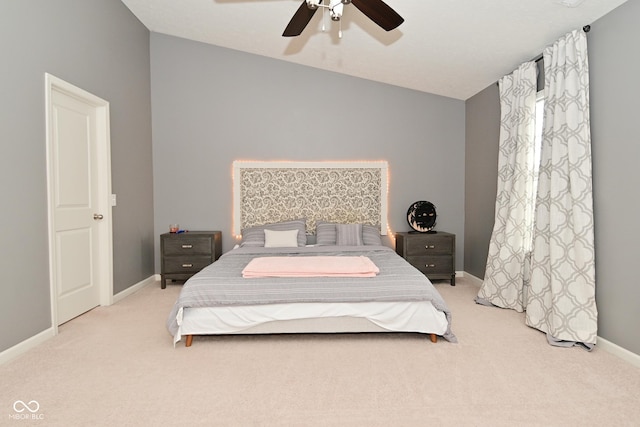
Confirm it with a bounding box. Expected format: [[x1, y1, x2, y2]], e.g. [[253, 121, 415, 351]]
[[406, 201, 437, 233]]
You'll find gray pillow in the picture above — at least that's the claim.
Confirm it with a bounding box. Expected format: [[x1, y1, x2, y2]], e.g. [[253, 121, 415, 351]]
[[316, 222, 382, 246], [336, 223, 364, 246], [315, 221, 337, 246], [241, 219, 307, 247], [362, 224, 382, 246]]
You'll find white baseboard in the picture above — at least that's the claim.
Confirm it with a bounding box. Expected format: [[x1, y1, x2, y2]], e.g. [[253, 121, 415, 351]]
[[460, 271, 640, 367], [1, 274, 159, 365], [112, 274, 158, 303], [462, 271, 483, 287], [597, 336, 640, 368], [0, 327, 55, 365]]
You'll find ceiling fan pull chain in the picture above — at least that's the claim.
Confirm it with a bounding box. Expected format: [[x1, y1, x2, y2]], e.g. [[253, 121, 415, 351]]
[[322, 3, 326, 32], [339, 19, 343, 38]]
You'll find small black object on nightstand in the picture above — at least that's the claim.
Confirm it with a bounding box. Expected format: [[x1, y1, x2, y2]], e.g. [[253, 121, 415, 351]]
[[407, 201, 437, 233]]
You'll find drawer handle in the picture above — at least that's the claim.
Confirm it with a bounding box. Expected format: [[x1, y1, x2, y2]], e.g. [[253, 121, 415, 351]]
[[181, 244, 193, 249], [425, 264, 436, 268], [425, 245, 435, 249], [181, 263, 193, 268]]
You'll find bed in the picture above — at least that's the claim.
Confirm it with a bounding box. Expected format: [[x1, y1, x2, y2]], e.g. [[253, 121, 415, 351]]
[[166, 161, 456, 346], [166, 238, 457, 346]]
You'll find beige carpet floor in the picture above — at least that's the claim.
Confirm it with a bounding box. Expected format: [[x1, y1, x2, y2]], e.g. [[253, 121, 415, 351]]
[[1, 277, 639, 426]]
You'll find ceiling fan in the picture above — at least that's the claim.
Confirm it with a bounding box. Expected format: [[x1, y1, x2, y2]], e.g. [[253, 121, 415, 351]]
[[282, 0, 404, 37]]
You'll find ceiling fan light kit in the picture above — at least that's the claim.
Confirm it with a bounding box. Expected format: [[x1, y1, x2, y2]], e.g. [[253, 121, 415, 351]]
[[283, 0, 404, 38]]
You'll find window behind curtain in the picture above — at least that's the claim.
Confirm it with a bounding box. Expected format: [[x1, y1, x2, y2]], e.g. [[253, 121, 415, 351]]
[[528, 92, 544, 252]]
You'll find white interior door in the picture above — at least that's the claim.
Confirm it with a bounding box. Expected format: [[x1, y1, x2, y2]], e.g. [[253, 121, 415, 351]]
[[46, 74, 113, 326]]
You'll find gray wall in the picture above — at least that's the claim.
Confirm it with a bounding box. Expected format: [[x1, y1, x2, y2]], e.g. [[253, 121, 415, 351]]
[[0, 1, 154, 352], [150, 33, 466, 268], [588, 0, 640, 355], [464, 84, 500, 278], [464, 0, 640, 354]]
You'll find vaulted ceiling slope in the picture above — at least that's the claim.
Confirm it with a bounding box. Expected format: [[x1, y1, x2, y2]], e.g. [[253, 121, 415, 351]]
[[121, 0, 627, 100]]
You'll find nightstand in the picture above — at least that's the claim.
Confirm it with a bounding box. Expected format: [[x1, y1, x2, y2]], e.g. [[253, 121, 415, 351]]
[[395, 231, 456, 286], [160, 231, 222, 289]]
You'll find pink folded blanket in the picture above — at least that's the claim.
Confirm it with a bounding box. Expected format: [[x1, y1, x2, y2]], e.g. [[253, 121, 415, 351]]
[[242, 256, 380, 278]]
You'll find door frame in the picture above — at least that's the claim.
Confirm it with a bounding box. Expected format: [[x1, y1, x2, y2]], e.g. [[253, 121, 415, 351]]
[[44, 73, 114, 333]]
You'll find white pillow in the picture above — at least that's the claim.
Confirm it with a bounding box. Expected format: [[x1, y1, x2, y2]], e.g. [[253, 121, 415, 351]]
[[264, 229, 299, 248], [240, 219, 307, 247]]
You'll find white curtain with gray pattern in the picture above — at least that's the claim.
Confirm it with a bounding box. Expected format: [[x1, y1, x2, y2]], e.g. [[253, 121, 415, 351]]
[[476, 61, 538, 311], [526, 30, 597, 348]]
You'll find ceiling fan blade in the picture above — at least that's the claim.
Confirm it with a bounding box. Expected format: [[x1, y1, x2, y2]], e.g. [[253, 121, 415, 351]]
[[283, 1, 319, 37], [351, 0, 404, 31]]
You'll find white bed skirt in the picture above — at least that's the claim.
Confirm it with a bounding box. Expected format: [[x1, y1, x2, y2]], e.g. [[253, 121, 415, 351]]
[[174, 301, 448, 345]]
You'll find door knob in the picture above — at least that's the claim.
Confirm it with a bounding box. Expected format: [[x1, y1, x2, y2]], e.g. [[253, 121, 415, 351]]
[[93, 214, 104, 220]]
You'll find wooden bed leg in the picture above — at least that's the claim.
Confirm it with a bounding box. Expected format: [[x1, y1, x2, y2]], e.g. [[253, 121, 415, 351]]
[[429, 334, 437, 343], [185, 335, 193, 347]]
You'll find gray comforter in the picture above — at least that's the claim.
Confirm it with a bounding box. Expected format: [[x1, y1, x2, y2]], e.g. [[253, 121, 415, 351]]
[[166, 245, 457, 342]]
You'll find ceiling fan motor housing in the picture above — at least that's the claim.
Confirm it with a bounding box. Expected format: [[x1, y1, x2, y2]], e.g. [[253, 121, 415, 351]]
[[284, 0, 403, 37]]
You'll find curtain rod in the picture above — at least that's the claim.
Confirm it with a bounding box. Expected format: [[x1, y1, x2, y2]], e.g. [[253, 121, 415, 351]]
[[531, 25, 591, 63], [495, 25, 591, 85]]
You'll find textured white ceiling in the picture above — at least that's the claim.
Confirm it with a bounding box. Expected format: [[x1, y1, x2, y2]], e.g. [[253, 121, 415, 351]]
[[120, 0, 627, 100]]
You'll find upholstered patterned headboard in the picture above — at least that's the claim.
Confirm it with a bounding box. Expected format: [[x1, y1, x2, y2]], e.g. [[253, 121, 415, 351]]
[[233, 161, 388, 236]]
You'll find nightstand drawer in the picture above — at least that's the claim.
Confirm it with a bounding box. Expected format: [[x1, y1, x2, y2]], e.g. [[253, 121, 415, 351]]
[[163, 256, 213, 274], [404, 235, 453, 255], [163, 237, 214, 255], [160, 231, 222, 289], [406, 255, 454, 276], [395, 231, 456, 286]]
